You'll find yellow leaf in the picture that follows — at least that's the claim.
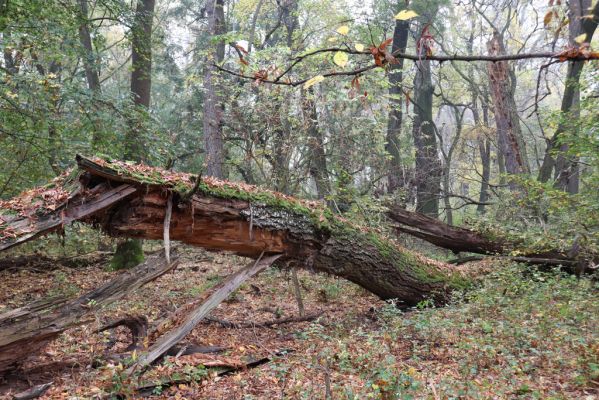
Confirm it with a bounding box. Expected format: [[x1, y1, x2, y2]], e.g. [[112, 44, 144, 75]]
[[333, 51, 348, 67], [395, 9, 419, 20], [355, 43, 365, 52], [574, 33, 587, 44], [327, 37, 338, 43], [303, 75, 325, 89], [336, 25, 350, 35]]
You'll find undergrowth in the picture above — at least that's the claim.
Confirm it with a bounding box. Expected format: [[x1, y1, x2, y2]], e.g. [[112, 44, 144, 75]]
[[287, 264, 599, 399]]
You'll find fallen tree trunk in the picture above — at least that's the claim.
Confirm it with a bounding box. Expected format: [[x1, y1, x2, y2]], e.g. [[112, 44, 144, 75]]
[[70, 156, 470, 308], [388, 205, 506, 254], [387, 205, 581, 267], [0, 156, 470, 311], [0, 251, 178, 375]]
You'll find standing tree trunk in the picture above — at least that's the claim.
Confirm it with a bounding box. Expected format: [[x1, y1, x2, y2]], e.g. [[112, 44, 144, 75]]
[[78, 0, 100, 93], [412, 57, 441, 217], [125, 0, 155, 162], [203, 0, 226, 178], [77, 0, 103, 149], [385, 1, 410, 194], [477, 137, 491, 214], [539, 0, 598, 193], [120, 0, 155, 269], [302, 88, 330, 200], [486, 31, 529, 181]]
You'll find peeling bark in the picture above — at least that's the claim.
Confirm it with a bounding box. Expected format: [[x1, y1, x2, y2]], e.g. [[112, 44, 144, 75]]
[[487, 31, 529, 180]]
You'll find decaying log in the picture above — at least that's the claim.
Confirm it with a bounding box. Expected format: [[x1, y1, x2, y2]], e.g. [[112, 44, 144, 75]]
[[388, 205, 506, 255], [12, 382, 53, 400], [1, 156, 471, 342], [205, 311, 323, 329], [128, 253, 282, 373], [134, 349, 293, 397], [387, 205, 582, 268], [96, 314, 149, 352], [0, 252, 178, 375], [71, 156, 469, 307], [0, 183, 137, 252]]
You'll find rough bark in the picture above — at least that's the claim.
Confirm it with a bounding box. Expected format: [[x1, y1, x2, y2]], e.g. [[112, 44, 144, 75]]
[[487, 31, 529, 180], [303, 88, 330, 199], [125, 0, 155, 161], [0, 155, 471, 357], [77, 0, 101, 93], [0, 252, 178, 375], [412, 57, 441, 217], [386, 3, 410, 194], [203, 0, 226, 178], [387, 205, 583, 266], [477, 137, 491, 214]]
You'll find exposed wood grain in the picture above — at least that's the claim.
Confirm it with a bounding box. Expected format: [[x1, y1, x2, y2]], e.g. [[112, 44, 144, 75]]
[[129, 253, 282, 373]]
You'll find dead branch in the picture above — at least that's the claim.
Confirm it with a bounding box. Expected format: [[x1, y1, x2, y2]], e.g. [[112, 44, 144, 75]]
[[205, 310, 323, 329], [127, 253, 282, 374]]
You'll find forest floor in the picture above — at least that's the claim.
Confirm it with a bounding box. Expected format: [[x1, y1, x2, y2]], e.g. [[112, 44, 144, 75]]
[[0, 242, 597, 400]]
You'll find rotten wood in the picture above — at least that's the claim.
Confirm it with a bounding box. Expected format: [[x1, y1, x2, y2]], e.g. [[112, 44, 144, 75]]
[[134, 349, 293, 397], [96, 314, 149, 352], [0, 183, 137, 252], [388, 205, 506, 255], [0, 252, 178, 375], [163, 192, 173, 263], [387, 205, 585, 267], [12, 382, 53, 400], [128, 253, 282, 373], [205, 311, 324, 329]]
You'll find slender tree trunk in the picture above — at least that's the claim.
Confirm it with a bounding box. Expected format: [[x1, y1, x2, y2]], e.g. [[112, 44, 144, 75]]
[[555, 0, 591, 194], [477, 138, 491, 214], [544, 0, 596, 193], [486, 31, 529, 181], [385, 2, 410, 194], [412, 58, 441, 217], [272, 109, 292, 194], [203, 0, 226, 178], [77, 0, 104, 149], [125, 0, 155, 162], [302, 88, 330, 199], [78, 0, 100, 93]]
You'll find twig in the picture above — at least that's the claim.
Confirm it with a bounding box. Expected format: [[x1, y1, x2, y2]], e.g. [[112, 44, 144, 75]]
[[291, 268, 305, 317]]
